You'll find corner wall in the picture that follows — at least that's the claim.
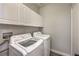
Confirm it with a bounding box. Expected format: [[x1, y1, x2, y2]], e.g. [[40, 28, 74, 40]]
[[40, 3, 71, 55], [71, 4, 79, 55]]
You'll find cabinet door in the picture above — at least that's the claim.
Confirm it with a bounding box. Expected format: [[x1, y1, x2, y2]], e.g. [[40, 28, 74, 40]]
[[18, 4, 43, 27], [18, 4, 31, 25], [4, 3, 18, 21], [0, 3, 19, 25], [23, 5, 43, 27], [18, 4, 24, 25], [0, 4, 5, 19], [23, 5, 31, 25]]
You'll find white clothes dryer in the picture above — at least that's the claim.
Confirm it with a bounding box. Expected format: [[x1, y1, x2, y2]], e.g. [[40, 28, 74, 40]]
[[33, 32, 50, 56]]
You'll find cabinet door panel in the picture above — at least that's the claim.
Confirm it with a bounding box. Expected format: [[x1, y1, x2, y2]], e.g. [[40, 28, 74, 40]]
[[18, 4, 24, 25], [0, 3, 43, 27], [0, 4, 5, 19], [4, 3, 18, 21], [18, 4, 32, 26], [23, 6, 31, 25]]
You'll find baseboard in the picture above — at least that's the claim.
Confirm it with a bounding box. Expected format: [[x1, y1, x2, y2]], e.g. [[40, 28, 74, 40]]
[[75, 54, 79, 56], [51, 49, 71, 56]]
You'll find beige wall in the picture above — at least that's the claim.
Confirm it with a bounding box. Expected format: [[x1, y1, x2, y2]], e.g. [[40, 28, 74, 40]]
[[71, 4, 79, 55], [40, 4, 71, 55]]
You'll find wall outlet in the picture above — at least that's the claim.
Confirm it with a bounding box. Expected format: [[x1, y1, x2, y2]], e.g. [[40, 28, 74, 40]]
[[3, 32, 13, 40]]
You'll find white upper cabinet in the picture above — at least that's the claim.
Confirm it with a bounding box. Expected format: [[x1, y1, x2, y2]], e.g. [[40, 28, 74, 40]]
[[18, 4, 24, 25], [18, 4, 31, 25], [24, 5, 31, 25], [5, 3, 19, 25], [0, 4, 5, 19], [0, 3, 43, 27], [23, 4, 43, 27], [18, 4, 43, 27], [0, 3, 18, 25], [0, 4, 18, 21]]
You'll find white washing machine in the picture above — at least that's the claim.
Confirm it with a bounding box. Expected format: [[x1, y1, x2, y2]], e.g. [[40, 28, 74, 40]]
[[9, 33, 44, 56], [33, 32, 50, 56]]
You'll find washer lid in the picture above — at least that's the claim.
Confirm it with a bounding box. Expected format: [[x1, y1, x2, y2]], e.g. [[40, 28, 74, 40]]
[[15, 38, 43, 53], [10, 33, 32, 44], [33, 32, 50, 39], [25, 39, 43, 53], [33, 32, 42, 36], [34, 35, 50, 40]]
